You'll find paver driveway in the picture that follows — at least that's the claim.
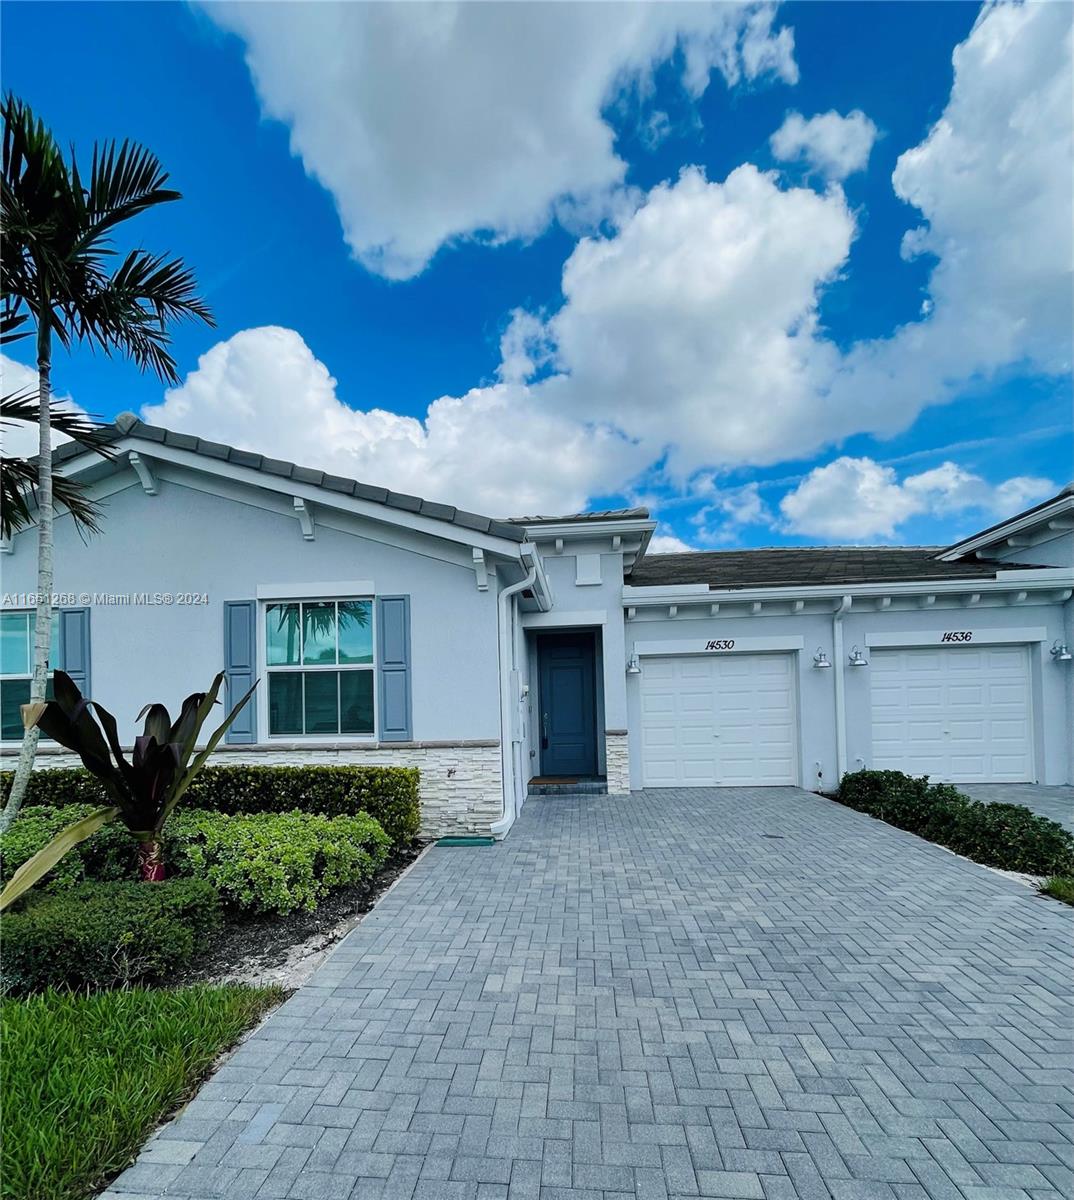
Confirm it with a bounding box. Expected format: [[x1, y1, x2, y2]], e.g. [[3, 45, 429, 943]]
[[108, 788, 1074, 1200]]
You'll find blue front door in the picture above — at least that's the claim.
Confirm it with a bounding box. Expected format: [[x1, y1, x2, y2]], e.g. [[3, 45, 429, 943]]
[[538, 633, 598, 777]]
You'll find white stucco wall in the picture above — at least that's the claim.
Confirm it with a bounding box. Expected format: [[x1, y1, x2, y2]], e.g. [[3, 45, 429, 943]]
[[1, 472, 502, 747]]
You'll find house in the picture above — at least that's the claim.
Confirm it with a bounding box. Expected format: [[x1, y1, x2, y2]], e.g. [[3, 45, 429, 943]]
[[2, 413, 1071, 835]]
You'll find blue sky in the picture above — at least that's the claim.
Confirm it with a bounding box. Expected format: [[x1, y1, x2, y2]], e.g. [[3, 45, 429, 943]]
[[2, 1, 1071, 550]]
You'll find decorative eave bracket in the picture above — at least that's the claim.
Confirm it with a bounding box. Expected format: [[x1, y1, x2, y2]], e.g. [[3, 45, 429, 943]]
[[293, 497, 315, 541], [129, 451, 157, 496], [472, 548, 489, 591]]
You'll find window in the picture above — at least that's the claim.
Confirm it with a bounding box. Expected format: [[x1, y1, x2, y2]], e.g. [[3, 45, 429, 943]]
[[0, 611, 59, 741], [265, 599, 374, 737]]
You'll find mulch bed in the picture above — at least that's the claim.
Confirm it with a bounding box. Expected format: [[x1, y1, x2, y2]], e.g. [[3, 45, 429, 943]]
[[168, 840, 429, 987]]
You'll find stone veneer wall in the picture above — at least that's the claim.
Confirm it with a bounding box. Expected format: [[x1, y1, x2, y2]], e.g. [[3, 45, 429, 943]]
[[16, 741, 504, 838], [605, 730, 631, 795]]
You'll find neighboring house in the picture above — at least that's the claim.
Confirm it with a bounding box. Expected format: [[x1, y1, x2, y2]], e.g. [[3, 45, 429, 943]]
[[1, 414, 1071, 835]]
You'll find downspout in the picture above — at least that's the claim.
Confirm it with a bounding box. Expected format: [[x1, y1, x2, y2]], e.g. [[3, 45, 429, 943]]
[[833, 594, 852, 782], [491, 551, 538, 838]]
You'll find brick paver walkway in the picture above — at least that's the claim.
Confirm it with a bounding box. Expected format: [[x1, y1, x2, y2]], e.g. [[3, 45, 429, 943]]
[[107, 788, 1074, 1200]]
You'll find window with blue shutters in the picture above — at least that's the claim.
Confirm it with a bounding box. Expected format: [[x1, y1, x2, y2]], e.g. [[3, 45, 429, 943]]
[[0, 608, 90, 740], [263, 598, 376, 737]]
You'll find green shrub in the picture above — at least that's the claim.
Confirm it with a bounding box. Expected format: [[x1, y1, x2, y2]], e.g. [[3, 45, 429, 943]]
[[0, 805, 136, 892], [3, 763, 421, 846], [837, 769, 1074, 876], [1, 983, 280, 1200], [164, 808, 391, 915], [944, 802, 1074, 875], [1, 880, 221, 996]]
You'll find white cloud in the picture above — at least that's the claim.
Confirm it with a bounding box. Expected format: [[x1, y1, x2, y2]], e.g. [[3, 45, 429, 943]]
[[779, 456, 1055, 540], [827, 0, 1073, 426], [141, 326, 643, 516], [689, 481, 770, 543], [648, 532, 697, 554], [539, 164, 855, 478], [144, 2, 1070, 526], [206, 1, 796, 279], [0, 355, 87, 458], [770, 109, 878, 179]]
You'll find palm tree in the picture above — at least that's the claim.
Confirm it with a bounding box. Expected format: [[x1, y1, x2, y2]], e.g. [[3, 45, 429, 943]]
[[0, 96, 213, 833]]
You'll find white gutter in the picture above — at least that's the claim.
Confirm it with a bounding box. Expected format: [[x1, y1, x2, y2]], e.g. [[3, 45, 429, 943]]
[[491, 547, 539, 838], [833, 595, 852, 781]]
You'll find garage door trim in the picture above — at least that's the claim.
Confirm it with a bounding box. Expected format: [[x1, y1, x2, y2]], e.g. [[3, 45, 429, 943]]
[[864, 627, 1046, 649], [634, 635, 804, 657]]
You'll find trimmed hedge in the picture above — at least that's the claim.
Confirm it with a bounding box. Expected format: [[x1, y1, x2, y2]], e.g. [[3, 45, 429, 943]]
[[0, 804, 136, 892], [2, 763, 421, 846], [1, 880, 221, 996], [164, 808, 391, 915], [836, 769, 1074, 876], [2, 804, 392, 915]]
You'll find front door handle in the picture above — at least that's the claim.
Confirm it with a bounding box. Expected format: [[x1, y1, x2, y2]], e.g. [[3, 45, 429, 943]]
[[542, 712, 549, 749]]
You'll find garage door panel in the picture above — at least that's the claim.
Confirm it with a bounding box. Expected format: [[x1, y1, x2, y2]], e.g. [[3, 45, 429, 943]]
[[640, 653, 798, 787], [870, 646, 1032, 783]]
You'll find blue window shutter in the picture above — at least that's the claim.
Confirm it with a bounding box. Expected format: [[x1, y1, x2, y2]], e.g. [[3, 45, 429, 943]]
[[377, 595, 411, 742], [224, 601, 257, 744], [57, 608, 91, 695]]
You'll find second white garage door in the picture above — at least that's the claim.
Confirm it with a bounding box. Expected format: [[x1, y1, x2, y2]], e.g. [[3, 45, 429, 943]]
[[640, 653, 798, 787], [870, 645, 1033, 782]]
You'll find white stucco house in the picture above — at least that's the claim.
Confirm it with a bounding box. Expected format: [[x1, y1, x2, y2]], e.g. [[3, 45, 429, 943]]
[[2, 413, 1072, 835]]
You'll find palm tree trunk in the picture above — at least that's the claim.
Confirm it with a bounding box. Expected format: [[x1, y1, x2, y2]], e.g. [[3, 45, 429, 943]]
[[0, 303, 53, 835]]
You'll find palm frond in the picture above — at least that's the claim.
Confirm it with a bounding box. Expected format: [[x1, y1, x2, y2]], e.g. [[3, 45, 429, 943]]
[[0, 388, 116, 457], [0, 455, 105, 537], [68, 249, 214, 383], [2, 94, 212, 378], [82, 139, 181, 239], [0, 387, 115, 537]]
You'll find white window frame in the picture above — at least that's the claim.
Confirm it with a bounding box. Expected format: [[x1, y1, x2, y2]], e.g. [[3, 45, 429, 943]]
[[0, 609, 60, 743], [259, 597, 378, 743]]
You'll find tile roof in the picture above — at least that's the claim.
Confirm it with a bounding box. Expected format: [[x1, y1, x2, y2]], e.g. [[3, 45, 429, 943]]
[[626, 546, 1046, 589], [505, 508, 651, 525], [54, 413, 526, 543]]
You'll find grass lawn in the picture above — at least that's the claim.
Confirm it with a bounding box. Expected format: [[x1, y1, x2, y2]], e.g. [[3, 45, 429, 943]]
[[1, 983, 282, 1200], [1039, 875, 1074, 906]]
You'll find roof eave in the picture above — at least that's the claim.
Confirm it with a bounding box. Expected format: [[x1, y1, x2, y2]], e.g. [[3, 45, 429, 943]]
[[51, 437, 531, 556], [937, 490, 1074, 561]]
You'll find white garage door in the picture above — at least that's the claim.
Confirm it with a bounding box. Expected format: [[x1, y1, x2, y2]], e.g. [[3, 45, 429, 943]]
[[640, 653, 798, 787], [870, 645, 1033, 783]]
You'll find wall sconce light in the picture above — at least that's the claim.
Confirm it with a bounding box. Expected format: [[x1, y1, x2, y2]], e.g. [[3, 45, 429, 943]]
[[626, 652, 642, 675], [812, 649, 831, 669], [1051, 640, 1073, 662], [849, 646, 868, 667]]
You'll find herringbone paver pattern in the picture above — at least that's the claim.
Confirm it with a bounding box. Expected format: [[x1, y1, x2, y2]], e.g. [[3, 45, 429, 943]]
[[106, 788, 1074, 1200]]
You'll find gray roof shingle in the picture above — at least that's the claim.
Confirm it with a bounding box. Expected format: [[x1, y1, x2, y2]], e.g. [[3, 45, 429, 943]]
[[53, 413, 526, 543], [626, 546, 1045, 589]]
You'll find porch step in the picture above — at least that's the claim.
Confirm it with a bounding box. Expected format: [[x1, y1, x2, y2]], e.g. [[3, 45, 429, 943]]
[[528, 777, 608, 797]]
